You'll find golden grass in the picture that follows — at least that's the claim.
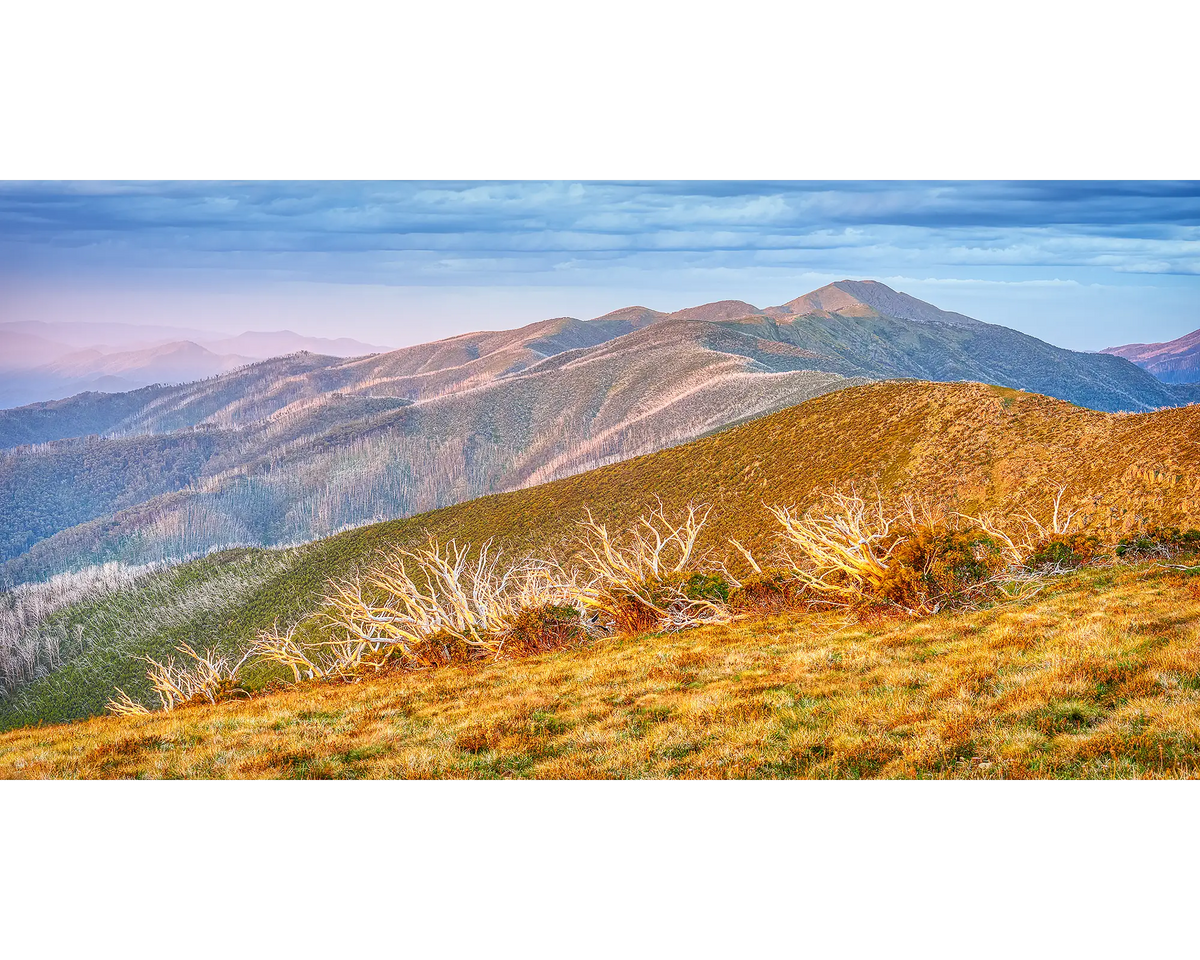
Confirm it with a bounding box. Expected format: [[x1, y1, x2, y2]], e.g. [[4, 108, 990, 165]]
[[3, 563, 1198, 779], [257, 380, 1200, 616]]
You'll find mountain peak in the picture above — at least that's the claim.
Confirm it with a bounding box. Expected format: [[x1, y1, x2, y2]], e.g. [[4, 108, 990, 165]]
[[776, 280, 982, 328], [666, 300, 765, 323], [590, 306, 669, 328]]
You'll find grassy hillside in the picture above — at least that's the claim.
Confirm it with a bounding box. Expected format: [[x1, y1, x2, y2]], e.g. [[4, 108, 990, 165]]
[[0, 549, 301, 731], [5, 379, 1200, 734], [2, 562, 1197, 779]]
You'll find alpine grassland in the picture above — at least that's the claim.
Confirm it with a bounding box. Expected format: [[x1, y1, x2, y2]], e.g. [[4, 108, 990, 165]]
[[1, 562, 1198, 779], [3, 380, 1200, 777]]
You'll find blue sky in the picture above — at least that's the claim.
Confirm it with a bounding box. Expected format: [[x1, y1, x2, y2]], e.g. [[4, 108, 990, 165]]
[[1, 180, 1198, 350]]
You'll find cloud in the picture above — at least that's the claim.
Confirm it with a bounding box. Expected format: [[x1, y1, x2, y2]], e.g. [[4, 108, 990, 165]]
[[0, 181, 1197, 351]]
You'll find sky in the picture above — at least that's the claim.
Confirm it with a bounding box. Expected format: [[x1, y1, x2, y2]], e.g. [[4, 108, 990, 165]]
[[1, 180, 1198, 352]]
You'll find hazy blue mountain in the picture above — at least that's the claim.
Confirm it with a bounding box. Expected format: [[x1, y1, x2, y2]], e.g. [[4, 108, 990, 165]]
[[199, 330, 391, 358], [0, 321, 390, 408]]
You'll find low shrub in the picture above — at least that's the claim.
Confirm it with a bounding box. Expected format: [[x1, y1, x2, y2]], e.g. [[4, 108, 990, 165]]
[[679, 572, 731, 605], [1115, 527, 1200, 560], [497, 602, 589, 656], [106, 643, 252, 715], [320, 539, 584, 667], [572, 503, 733, 633], [1027, 533, 1103, 570], [769, 492, 1011, 615], [604, 588, 663, 635], [254, 537, 601, 679], [599, 572, 733, 634], [728, 568, 806, 614], [878, 528, 1007, 613]]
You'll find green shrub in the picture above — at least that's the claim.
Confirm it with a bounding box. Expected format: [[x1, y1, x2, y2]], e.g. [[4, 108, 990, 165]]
[[877, 527, 1006, 612], [1115, 527, 1200, 560], [679, 572, 731, 605], [1028, 533, 1102, 569], [571, 503, 732, 634]]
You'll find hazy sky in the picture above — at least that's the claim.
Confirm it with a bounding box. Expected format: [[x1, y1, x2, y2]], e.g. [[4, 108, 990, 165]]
[[1, 180, 1198, 351]]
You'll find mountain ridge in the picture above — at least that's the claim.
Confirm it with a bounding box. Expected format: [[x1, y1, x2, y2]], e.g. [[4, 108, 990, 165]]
[[1103, 326, 1200, 384], [774, 280, 983, 327], [2, 280, 1197, 585], [0, 322, 391, 409]]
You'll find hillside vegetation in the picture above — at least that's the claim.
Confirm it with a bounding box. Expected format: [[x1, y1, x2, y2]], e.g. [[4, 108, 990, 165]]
[[5, 379, 1200, 736], [4, 280, 1197, 585]]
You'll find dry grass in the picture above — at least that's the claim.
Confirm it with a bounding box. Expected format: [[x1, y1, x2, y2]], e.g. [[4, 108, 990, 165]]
[[5, 563, 1198, 779], [70, 492, 1200, 736]]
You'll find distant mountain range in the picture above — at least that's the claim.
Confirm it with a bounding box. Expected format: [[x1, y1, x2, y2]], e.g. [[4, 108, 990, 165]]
[[2, 280, 1198, 585], [1103, 326, 1200, 384], [0, 322, 391, 408]]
